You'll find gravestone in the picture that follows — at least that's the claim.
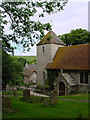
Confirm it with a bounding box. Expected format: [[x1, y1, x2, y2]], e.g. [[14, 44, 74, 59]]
[[2, 97, 16, 113], [2, 97, 11, 108], [6, 84, 10, 92], [13, 90, 17, 96], [50, 90, 58, 105], [23, 89, 30, 100], [13, 86, 17, 91], [43, 97, 50, 107]]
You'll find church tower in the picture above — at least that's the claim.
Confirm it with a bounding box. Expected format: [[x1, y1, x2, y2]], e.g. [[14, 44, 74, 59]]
[[36, 31, 66, 87]]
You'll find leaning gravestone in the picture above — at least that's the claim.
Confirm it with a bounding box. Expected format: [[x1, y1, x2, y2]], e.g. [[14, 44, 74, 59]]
[[50, 90, 58, 105], [2, 97, 11, 108], [23, 89, 30, 101], [2, 97, 15, 113], [43, 97, 50, 107], [13, 90, 17, 97], [6, 84, 10, 92], [13, 86, 17, 97]]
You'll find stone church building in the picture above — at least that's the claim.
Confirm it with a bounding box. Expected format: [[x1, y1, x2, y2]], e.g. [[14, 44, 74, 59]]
[[37, 31, 90, 95]]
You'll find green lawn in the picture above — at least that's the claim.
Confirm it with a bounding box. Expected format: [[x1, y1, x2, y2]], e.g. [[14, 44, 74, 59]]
[[58, 93, 89, 100], [2, 90, 23, 96], [2, 95, 89, 118], [15, 56, 36, 64]]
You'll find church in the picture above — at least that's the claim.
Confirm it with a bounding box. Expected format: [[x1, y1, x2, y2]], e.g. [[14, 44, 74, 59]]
[[36, 31, 90, 95]]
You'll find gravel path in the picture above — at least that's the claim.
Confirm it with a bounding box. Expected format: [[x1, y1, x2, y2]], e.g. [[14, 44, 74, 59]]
[[30, 91, 49, 97]]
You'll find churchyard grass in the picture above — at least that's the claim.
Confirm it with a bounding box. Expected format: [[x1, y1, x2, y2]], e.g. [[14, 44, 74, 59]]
[[2, 90, 23, 95], [58, 93, 89, 100], [2, 94, 89, 118]]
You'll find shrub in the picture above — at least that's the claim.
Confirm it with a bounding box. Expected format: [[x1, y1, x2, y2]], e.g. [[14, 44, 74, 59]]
[[69, 89, 78, 95], [88, 90, 90, 93], [45, 85, 50, 91], [29, 82, 37, 85], [82, 89, 87, 93], [36, 85, 44, 90]]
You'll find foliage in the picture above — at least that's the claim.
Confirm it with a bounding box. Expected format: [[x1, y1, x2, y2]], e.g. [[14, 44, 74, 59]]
[[29, 82, 37, 85], [58, 28, 90, 46], [30, 59, 37, 65], [18, 57, 29, 66], [0, 0, 68, 52], [2, 50, 24, 89], [36, 85, 44, 90], [47, 69, 59, 91], [45, 84, 50, 91], [2, 50, 13, 89], [2, 90, 23, 96], [69, 89, 78, 95]]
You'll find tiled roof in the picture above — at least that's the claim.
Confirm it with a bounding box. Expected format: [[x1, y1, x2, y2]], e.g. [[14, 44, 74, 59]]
[[24, 64, 37, 70], [46, 44, 90, 70], [28, 64, 37, 70], [24, 64, 37, 76], [37, 31, 66, 46]]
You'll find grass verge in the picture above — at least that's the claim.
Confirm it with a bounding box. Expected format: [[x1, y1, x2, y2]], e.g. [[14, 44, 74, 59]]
[[2, 95, 88, 118], [58, 93, 89, 100]]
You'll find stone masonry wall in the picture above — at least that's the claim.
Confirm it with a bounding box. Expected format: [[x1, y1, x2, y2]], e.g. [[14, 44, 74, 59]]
[[37, 44, 64, 87]]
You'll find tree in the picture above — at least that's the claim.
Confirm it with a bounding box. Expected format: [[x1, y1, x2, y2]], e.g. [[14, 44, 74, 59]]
[[2, 50, 23, 89], [58, 28, 90, 46], [0, 0, 68, 52], [18, 57, 29, 66]]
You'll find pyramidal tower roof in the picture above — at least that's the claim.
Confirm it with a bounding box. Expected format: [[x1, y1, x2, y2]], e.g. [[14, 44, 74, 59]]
[[37, 31, 66, 46]]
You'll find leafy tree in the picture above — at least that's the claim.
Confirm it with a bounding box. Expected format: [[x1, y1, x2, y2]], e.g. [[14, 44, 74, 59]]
[[58, 28, 90, 46], [30, 59, 36, 65], [2, 50, 23, 89], [2, 50, 13, 89], [0, 0, 68, 52], [18, 57, 29, 66]]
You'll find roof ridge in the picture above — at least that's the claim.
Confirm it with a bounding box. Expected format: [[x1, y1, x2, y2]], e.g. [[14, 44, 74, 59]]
[[37, 31, 66, 46]]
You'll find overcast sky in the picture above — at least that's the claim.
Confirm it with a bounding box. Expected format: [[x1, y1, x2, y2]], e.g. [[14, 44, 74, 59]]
[[11, 1, 89, 56]]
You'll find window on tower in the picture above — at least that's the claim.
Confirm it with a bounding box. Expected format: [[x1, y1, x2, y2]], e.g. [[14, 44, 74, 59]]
[[43, 46, 44, 53]]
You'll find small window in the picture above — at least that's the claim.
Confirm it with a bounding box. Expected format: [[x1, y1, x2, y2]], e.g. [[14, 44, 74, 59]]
[[85, 73, 88, 84], [80, 73, 83, 83], [33, 75, 36, 78], [43, 46, 44, 53], [47, 38, 50, 41], [80, 72, 88, 84]]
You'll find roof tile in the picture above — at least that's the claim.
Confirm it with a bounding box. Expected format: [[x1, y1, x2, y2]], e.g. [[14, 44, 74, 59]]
[[46, 44, 90, 70]]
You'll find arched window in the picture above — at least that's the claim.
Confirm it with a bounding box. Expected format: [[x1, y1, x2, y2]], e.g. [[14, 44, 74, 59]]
[[43, 46, 44, 53]]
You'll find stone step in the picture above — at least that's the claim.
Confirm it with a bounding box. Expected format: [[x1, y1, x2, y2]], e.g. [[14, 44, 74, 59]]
[[61, 72, 77, 86]]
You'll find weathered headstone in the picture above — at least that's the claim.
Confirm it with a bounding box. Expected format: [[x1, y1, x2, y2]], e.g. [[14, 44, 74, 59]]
[[2, 97, 11, 108], [13, 90, 17, 97], [10, 86, 13, 91], [43, 97, 50, 107], [2, 97, 16, 113], [6, 84, 10, 92], [13, 86, 17, 91], [23, 89, 30, 100], [50, 90, 58, 105]]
